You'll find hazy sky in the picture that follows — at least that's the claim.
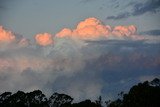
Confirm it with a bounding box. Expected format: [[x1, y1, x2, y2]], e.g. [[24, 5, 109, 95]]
[[0, 0, 160, 101], [0, 0, 160, 38]]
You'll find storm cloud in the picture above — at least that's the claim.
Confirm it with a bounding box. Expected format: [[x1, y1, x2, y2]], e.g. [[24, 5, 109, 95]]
[[0, 17, 160, 101]]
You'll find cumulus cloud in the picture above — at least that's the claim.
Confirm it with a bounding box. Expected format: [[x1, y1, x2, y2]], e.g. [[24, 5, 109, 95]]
[[56, 17, 143, 40], [35, 33, 54, 46], [55, 28, 72, 38], [0, 17, 159, 101], [56, 18, 111, 40], [0, 26, 16, 43], [112, 25, 137, 37], [0, 26, 30, 47]]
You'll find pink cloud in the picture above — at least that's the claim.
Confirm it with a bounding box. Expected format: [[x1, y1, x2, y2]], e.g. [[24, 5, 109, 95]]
[[0, 26, 16, 43], [35, 33, 54, 46], [56, 17, 111, 40]]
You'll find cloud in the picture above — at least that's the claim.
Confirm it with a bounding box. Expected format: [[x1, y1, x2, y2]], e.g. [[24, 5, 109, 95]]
[[53, 72, 103, 101], [56, 17, 111, 40], [0, 34, 159, 100], [72, 18, 111, 40], [80, 0, 97, 3], [0, 17, 160, 101], [0, 33, 90, 99], [132, 0, 160, 16], [106, 0, 160, 20], [106, 12, 131, 20], [55, 28, 72, 38], [0, 26, 30, 47], [0, 26, 16, 43], [18, 38, 30, 47], [66, 79, 103, 101], [140, 29, 160, 36], [56, 17, 143, 40], [143, 35, 160, 44], [112, 25, 137, 37], [35, 33, 54, 46]]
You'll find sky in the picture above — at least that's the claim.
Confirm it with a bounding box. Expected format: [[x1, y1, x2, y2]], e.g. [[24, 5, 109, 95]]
[[0, 0, 160, 101]]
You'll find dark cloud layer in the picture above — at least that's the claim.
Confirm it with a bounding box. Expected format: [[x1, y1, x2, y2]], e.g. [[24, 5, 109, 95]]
[[106, 0, 160, 20], [80, 0, 97, 3], [0, 37, 160, 101], [140, 29, 160, 36], [132, 0, 160, 16], [107, 12, 131, 20]]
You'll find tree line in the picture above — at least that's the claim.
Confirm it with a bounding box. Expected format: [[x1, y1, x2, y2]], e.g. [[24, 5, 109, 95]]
[[0, 78, 160, 107]]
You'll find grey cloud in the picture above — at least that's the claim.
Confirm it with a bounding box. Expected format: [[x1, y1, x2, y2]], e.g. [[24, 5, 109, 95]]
[[0, 35, 160, 101], [107, 0, 160, 20], [106, 12, 131, 20], [140, 29, 160, 36], [80, 0, 97, 3], [0, 37, 102, 100], [81, 44, 160, 100], [132, 0, 160, 16], [0, 0, 14, 10]]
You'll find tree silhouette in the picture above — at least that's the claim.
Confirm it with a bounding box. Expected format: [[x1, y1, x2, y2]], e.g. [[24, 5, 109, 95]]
[[0, 90, 48, 107], [107, 78, 160, 107], [72, 99, 100, 107], [3, 91, 26, 107], [95, 96, 102, 107], [26, 90, 48, 107], [0, 92, 12, 107], [0, 78, 159, 107], [48, 92, 73, 107], [150, 78, 160, 87]]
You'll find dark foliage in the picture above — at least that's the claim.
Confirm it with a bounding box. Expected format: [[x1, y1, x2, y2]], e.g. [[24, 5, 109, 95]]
[[72, 100, 100, 107], [0, 90, 48, 107], [48, 92, 73, 107], [107, 78, 160, 107], [0, 78, 159, 107]]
